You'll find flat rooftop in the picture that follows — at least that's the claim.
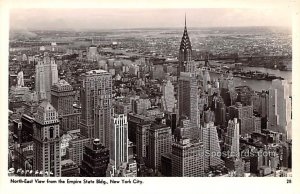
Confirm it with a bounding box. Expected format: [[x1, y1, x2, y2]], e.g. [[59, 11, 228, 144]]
[[86, 69, 108, 75]]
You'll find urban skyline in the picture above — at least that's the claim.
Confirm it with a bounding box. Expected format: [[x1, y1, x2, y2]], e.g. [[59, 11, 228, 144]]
[[8, 9, 292, 178]]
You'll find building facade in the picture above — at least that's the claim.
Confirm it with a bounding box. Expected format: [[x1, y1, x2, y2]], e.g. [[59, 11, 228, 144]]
[[67, 134, 91, 166], [162, 80, 176, 113], [229, 102, 255, 136], [111, 114, 128, 170], [33, 101, 61, 177], [268, 79, 292, 139], [51, 79, 81, 132], [202, 122, 223, 170], [148, 125, 172, 172], [136, 122, 151, 162], [35, 54, 58, 101], [79, 70, 113, 148], [224, 118, 240, 158], [80, 139, 110, 177], [178, 72, 199, 127], [171, 138, 204, 177]]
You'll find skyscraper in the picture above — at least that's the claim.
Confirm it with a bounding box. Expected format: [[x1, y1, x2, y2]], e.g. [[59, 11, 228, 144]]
[[178, 15, 195, 77], [215, 98, 227, 127], [136, 122, 151, 161], [51, 79, 80, 132], [35, 54, 58, 101], [203, 70, 211, 92], [174, 119, 201, 141], [162, 80, 176, 113], [148, 124, 172, 172], [224, 118, 240, 158], [171, 138, 204, 177], [178, 72, 199, 127], [268, 79, 292, 139], [260, 90, 269, 118], [202, 122, 223, 170], [67, 134, 91, 166], [80, 139, 110, 177], [79, 70, 113, 148], [51, 80, 75, 116], [110, 114, 128, 170], [33, 101, 61, 177], [229, 102, 255, 136]]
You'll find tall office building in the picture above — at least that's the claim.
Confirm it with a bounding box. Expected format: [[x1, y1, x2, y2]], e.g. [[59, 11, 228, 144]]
[[202, 122, 223, 170], [260, 90, 269, 118], [80, 139, 110, 177], [224, 118, 240, 158], [79, 70, 113, 148], [177, 15, 195, 77], [171, 138, 204, 177], [229, 102, 255, 136], [136, 122, 151, 161], [67, 134, 91, 166], [110, 114, 128, 169], [178, 72, 199, 127], [174, 119, 201, 141], [128, 113, 154, 144], [51, 80, 75, 115], [268, 79, 292, 139], [162, 80, 176, 113], [203, 70, 211, 92], [33, 101, 61, 177], [148, 125, 172, 171], [35, 54, 58, 101], [51, 80, 80, 132], [215, 98, 227, 127]]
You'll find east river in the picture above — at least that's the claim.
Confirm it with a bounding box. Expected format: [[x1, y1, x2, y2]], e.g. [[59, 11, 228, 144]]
[[209, 66, 292, 96]]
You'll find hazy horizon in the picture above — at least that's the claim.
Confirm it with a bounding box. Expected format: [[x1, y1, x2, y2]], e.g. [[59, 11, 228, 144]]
[[10, 8, 292, 31]]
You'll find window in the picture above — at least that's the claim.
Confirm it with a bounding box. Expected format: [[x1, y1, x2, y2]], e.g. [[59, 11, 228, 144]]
[[50, 127, 54, 138]]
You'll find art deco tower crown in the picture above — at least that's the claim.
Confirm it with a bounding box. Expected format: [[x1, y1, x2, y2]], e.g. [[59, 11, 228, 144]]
[[178, 14, 194, 77], [179, 14, 192, 51]]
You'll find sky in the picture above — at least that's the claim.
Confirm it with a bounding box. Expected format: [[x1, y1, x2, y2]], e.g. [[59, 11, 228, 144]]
[[10, 8, 292, 30]]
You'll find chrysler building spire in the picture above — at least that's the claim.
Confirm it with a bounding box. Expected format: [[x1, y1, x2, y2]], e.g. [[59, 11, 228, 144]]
[[178, 14, 194, 77], [185, 13, 186, 28]]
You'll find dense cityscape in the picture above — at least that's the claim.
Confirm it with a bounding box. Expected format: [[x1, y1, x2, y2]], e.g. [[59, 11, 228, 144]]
[[8, 16, 292, 177]]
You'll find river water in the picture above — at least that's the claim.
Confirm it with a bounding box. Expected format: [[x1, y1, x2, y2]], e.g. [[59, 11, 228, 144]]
[[242, 67, 292, 82], [209, 66, 292, 96]]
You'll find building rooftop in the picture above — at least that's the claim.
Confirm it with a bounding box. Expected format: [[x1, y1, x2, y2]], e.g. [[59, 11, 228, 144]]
[[56, 79, 71, 87], [38, 100, 55, 111], [61, 159, 76, 166], [86, 69, 108, 75], [161, 152, 172, 159]]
